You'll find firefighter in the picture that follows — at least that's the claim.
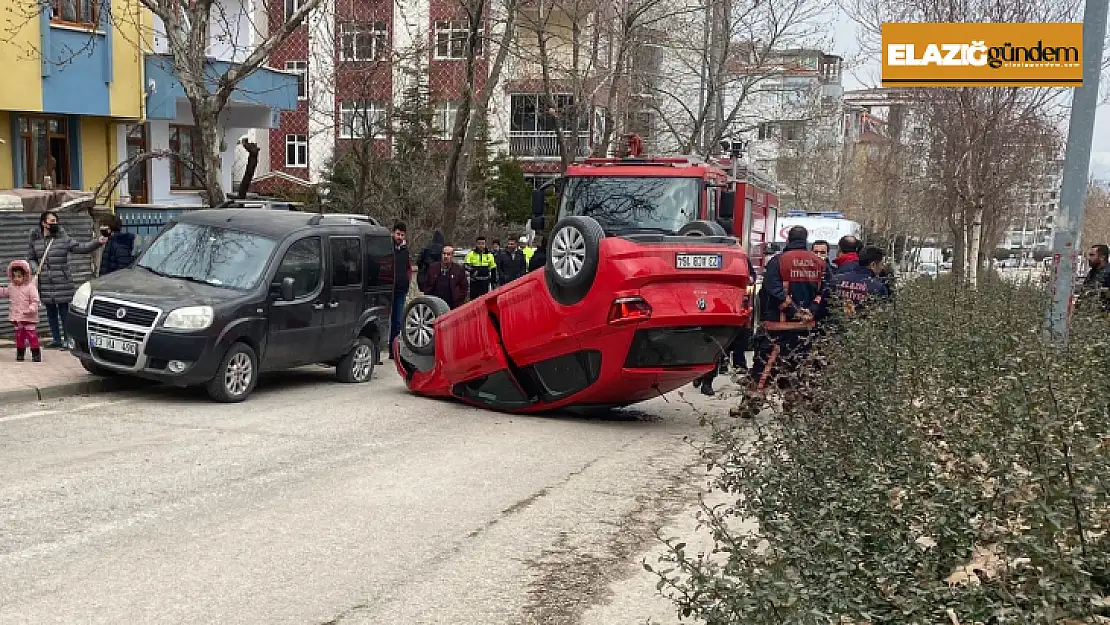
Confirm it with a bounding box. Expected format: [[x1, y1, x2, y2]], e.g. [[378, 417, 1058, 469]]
[[830, 245, 891, 318], [465, 236, 499, 300], [731, 225, 830, 418]]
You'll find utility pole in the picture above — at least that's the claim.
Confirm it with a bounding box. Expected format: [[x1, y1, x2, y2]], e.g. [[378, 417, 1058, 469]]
[[1045, 0, 1108, 343]]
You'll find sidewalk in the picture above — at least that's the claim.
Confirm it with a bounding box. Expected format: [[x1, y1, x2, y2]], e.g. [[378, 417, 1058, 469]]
[[0, 341, 142, 404]]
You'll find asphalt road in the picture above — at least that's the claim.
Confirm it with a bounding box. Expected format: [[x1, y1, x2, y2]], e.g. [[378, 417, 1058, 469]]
[[0, 363, 729, 624]]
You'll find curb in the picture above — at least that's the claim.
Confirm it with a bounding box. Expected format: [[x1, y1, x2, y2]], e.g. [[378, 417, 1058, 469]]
[[0, 375, 149, 405]]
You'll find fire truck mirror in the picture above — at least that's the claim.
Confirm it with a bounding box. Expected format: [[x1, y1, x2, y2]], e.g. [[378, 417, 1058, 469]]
[[531, 188, 546, 218], [719, 191, 736, 220], [530, 216, 546, 232]]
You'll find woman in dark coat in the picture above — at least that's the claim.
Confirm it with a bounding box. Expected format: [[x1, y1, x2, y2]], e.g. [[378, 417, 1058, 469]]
[[97, 215, 136, 276], [417, 231, 445, 283], [29, 211, 106, 348]]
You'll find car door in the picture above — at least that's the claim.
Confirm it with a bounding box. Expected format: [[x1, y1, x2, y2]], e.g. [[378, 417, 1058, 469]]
[[265, 236, 326, 370], [319, 234, 364, 359]]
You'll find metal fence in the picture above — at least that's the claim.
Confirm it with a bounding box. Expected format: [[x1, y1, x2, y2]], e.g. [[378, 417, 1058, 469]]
[[116, 206, 197, 252], [0, 211, 96, 340]]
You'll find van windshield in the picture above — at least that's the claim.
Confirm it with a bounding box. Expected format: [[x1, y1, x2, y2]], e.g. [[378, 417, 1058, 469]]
[[557, 176, 700, 234], [137, 222, 276, 290]]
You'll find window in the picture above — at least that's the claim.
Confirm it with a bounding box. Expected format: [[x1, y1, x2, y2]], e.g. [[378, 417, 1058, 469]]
[[509, 94, 586, 133], [18, 115, 70, 189], [365, 234, 395, 288], [169, 125, 204, 189], [285, 0, 305, 19], [781, 121, 805, 142], [285, 60, 308, 99], [452, 371, 531, 409], [330, 237, 363, 287], [757, 122, 773, 140], [339, 101, 387, 139], [434, 20, 481, 59], [137, 223, 278, 291], [525, 350, 602, 400], [51, 0, 98, 26], [285, 134, 308, 168], [629, 42, 663, 97], [434, 101, 459, 140], [340, 22, 388, 61], [273, 237, 322, 299]]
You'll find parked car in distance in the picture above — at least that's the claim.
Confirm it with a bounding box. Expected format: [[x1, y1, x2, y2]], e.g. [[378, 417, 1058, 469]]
[[65, 209, 394, 402], [917, 262, 939, 278]]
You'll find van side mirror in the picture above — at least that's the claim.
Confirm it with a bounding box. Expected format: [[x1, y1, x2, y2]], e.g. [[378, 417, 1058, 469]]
[[531, 188, 546, 218], [280, 277, 296, 301], [719, 191, 736, 219], [530, 216, 546, 231]]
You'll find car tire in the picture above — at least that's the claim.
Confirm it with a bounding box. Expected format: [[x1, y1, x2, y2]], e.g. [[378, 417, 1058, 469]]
[[206, 342, 258, 403], [337, 336, 378, 383], [80, 360, 118, 377], [545, 215, 604, 306], [677, 220, 728, 237], [402, 295, 450, 357]]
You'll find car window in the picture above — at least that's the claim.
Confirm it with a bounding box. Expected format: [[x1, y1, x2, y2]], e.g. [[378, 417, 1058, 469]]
[[273, 237, 322, 299], [365, 234, 394, 289], [453, 371, 532, 409], [527, 350, 602, 400], [330, 236, 362, 287]]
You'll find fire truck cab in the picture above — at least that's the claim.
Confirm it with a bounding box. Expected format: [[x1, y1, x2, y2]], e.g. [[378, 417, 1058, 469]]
[[529, 142, 779, 278]]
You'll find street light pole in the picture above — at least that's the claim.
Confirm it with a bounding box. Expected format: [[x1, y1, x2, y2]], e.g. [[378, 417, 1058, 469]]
[[1045, 0, 1108, 343]]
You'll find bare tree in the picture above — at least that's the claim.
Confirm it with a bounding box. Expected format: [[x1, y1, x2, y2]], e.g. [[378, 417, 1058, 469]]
[[841, 0, 1076, 286], [1082, 183, 1110, 248]]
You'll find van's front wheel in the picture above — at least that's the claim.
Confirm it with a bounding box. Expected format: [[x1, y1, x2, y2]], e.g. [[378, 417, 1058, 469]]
[[337, 337, 377, 383], [206, 342, 258, 402]]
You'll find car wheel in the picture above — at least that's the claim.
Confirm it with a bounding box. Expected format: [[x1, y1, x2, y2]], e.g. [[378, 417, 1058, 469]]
[[206, 342, 258, 403], [81, 360, 118, 377], [402, 295, 450, 357], [677, 220, 728, 237], [337, 336, 378, 383], [545, 215, 604, 306]]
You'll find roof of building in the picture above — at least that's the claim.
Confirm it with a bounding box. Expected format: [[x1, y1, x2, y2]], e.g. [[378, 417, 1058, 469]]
[[175, 209, 384, 239]]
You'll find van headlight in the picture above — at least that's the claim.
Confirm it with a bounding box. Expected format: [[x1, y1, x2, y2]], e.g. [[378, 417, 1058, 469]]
[[163, 306, 214, 330], [71, 282, 92, 313]]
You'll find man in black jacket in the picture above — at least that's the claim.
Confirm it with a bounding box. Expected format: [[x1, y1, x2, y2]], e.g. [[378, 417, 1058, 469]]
[[497, 238, 528, 284], [389, 222, 412, 357]]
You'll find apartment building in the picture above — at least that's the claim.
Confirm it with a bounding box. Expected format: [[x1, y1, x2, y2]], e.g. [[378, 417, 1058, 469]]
[[1000, 158, 1063, 255], [0, 0, 147, 196], [257, 0, 661, 191]]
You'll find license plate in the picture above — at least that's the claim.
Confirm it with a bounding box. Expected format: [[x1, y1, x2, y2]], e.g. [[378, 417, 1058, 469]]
[[90, 334, 138, 355], [676, 254, 723, 269]]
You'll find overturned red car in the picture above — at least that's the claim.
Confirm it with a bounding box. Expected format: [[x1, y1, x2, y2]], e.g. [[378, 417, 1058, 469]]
[[394, 154, 754, 413]]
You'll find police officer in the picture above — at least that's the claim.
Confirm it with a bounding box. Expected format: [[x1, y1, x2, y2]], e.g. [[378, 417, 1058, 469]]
[[732, 225, 830, 417], [830, 245, 891, 318], [465, 236, 498, 300]]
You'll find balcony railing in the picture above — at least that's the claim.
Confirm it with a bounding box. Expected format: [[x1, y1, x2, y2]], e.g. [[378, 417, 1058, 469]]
[[508, 132, 591, 159]]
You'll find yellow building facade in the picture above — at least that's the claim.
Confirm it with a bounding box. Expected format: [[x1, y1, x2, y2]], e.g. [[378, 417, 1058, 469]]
[[0, 0, 147, 195]]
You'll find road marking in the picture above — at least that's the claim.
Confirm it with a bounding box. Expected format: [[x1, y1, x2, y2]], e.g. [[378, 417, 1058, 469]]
[[0, 410, 60, 423], [0, 398, 132, 424]]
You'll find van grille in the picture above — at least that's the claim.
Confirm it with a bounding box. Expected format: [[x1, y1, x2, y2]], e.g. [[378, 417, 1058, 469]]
[[90, 300, 158, 327]]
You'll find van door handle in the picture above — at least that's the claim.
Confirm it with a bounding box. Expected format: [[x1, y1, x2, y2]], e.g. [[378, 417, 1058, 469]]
[[327, 301, 340, 309], [312, 302, 325, 310]]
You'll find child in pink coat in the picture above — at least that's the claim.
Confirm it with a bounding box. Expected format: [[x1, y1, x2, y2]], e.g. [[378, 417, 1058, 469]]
[[0, 260, 43, 362]]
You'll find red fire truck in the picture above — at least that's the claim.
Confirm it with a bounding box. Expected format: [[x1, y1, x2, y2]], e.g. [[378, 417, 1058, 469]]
[[529, 136, 780, 277]]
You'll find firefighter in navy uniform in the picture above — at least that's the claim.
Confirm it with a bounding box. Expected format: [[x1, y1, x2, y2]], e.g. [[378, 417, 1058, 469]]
[[464, 236, 498, 300], [830, 245, 891, 318], [731, 225, 830, 418]]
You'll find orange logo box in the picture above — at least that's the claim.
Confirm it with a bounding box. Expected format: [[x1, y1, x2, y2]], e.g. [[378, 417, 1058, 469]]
[[881, 22, 1083, 87]]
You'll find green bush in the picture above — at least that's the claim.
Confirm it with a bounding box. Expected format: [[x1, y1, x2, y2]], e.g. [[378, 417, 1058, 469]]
[[654, 278, 1110, 624]]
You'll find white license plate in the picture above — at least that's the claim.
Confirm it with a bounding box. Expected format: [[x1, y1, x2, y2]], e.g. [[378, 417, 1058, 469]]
[[676, 254, 723, 269], [90, 334, 138, 355]]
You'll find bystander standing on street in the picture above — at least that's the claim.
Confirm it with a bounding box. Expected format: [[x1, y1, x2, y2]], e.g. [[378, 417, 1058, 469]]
[[497, 238, 528, 285], [419, 245, 468, 309], [28, 211, 106, 349], [389, 222, 412, 358], [1077, 244, 1110, 313], [96, 215, 135, 276], [0, 260, 42, 362], [527, 235, 547, 273]]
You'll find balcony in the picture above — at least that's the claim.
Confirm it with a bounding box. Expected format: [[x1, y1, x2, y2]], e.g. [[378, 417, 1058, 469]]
[[508, 132, 591, 159]]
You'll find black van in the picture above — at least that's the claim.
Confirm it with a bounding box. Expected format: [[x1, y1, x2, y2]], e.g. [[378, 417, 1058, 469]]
[[64, 209, 395, 402]]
